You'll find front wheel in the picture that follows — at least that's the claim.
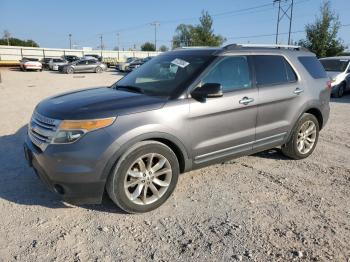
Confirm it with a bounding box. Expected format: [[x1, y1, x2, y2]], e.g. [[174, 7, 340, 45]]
[[281, 113, 319, 160], [106, 141, 179, 213], [334, 83, 345, 98], [66, 67, 74, 74]]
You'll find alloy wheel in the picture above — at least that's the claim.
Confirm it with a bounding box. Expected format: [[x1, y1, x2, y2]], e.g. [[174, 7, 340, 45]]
[[297, 120, 317, 154], [124, 153, 172, 205]]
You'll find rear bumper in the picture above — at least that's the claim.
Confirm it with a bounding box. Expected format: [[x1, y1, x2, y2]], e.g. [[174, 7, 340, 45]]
[[23, 131, 116, 204]]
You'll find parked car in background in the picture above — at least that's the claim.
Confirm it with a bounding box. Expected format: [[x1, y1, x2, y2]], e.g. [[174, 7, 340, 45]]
[[59, 58, 107, 74], [24, 44, 331, 213], [116, 57, 139, 72], [319, 56, 350, 97], [49, 58, 68, 71], [40, 58, 53, 70], [62, 55, 80, 63], [20, 58, 42, 71], [126, 56, 153, 72], [83, 54, 102, 61]]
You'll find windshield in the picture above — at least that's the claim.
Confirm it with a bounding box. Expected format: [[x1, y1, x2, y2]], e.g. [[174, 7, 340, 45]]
[[320, 59, 349, 72], [113, 53, 214, 98]]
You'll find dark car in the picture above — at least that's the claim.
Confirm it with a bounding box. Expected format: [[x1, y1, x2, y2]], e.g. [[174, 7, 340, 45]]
[[62, 55, 80, 63], [126, 57, 153, 72], [59, 58, 107, 74], [24, 44, 330, 213], [84, 54, 102, 62]]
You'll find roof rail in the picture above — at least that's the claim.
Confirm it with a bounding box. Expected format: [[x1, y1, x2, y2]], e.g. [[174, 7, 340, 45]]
[[174, 46, 217, 50], [223, 43, 308, 51]]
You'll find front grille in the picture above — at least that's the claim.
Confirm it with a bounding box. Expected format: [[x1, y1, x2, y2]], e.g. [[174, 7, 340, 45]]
[[28, 112, 60, 151]]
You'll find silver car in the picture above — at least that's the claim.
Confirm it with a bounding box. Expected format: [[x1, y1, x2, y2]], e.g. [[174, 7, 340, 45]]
[[59, 58, 107, 74], [49, 58, 68, 71], [24, 44, 330, 213], [319, 56, 350, 97]]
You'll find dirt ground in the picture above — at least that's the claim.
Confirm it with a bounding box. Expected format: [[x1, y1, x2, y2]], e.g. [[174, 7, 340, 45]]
[[0, 68, 349, 262]]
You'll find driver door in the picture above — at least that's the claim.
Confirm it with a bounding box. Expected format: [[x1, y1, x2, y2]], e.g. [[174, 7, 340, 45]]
[[188, 55, 258, 166]]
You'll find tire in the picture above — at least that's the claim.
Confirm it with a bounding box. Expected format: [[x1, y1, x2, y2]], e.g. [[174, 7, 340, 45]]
[[66, 67, 74, 74], [333, 83, 345, 98], [95, 66, 102, 73], [281, 113, 319, 160], [106, 141, 179, 213]]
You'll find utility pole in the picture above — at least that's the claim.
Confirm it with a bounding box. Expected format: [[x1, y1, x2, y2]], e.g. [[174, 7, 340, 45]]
[[150, 22, 160, 51], [99, 34, 103, 57], [273, 0, 295, 45], [116, 33, 120, 60], [69, 34, 72, 49]]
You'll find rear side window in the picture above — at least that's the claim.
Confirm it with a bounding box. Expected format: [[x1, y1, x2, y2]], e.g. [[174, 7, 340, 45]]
[[298, 56, 327, 79], [253, 55, 297, 86]]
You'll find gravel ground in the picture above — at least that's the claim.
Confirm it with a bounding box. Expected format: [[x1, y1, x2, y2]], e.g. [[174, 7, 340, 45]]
[[0, 68, 349, 262]]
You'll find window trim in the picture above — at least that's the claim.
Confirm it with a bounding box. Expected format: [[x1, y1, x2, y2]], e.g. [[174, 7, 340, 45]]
[[252, 54, 299, 87]]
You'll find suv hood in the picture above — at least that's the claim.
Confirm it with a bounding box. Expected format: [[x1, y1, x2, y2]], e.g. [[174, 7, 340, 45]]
[[35, 87, 167, 120]]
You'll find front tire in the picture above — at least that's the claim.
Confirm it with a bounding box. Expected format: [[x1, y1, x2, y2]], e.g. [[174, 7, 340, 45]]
[[66, 67, 74, 74], [333, 83, 345, 98], [281, 113, 319, 160], [106, 141, 179, 213]]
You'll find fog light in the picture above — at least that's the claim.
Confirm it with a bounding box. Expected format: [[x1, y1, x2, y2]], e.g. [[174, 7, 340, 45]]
[[53, 184, 65, 195]]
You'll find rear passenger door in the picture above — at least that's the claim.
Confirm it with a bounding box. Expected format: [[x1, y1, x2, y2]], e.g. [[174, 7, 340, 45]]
[[252, 55, 303, 150]]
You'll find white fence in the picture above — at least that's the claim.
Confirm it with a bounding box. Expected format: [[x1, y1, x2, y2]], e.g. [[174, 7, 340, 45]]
[[0, 45, 162, 62]]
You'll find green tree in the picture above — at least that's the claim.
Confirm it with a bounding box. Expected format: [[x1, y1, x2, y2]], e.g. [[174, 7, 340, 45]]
[[172, 11, 225, 49], [159, 45, 169, 52], [141, 42, 156, 51], [298, 1, 345, 57], [0, 33, 39, 47]]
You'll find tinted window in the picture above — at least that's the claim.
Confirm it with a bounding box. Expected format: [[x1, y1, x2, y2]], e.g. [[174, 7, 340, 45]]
[[253, 55, 297, 86], [298, 56, 327, 79], [77, 60, 88, 65], [319, 59, 349, 72], [88, 60, 97, 65], [202, 56, 251, 92]]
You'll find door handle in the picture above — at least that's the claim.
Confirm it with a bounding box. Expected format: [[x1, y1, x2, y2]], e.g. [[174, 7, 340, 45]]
[[294, 88, 304, 95], [239, 97, 254, 105]]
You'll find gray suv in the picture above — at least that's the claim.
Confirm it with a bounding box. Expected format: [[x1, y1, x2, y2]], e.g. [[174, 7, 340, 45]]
[[24, 44, 331, 213]]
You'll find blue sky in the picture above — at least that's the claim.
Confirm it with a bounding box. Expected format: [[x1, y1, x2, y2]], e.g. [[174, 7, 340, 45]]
[[0, 0, 349, 50]]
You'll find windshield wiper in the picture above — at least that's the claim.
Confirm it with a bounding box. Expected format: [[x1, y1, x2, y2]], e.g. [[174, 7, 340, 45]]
[[115, 85, 144, 94]]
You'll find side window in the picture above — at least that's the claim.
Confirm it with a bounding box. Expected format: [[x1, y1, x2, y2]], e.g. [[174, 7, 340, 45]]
[[78, 60, 87, 65], [298, 56, 327, 79], [88, 60, 97, 65], [285, 60, 297, 82], [253, 55, 297, 86], [201, 56, 252, 92]]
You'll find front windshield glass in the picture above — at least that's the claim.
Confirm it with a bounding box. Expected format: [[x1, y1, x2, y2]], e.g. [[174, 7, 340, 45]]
[[113, 53, 214, 98], [320, 59, 349, 72]]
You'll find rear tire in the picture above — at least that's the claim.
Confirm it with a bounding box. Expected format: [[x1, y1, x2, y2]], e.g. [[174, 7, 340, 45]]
[[281, 113, 319, 160], [95, 66, 102, 73], [106, 141, 179, 213]]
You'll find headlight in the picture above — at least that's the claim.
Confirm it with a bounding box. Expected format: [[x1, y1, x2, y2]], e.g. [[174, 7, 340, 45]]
[[52, 117, 115, 144]]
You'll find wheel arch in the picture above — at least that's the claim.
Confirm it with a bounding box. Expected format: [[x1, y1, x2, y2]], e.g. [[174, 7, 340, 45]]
[[101, 132, 191, 181], [305, 107, 323, 130]]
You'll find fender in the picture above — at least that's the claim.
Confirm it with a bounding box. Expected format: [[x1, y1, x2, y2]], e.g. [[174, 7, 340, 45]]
[[100, 131, 192, 180]]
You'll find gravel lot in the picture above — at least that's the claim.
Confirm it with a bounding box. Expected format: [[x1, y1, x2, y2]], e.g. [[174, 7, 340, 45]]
[[0, 68, 349, 261]]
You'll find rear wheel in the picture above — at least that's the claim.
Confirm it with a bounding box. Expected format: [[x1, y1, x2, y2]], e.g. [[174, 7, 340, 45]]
[[95, 66, 103, 73], [281, 113, 319, 159], [106, 141, 179, 213]]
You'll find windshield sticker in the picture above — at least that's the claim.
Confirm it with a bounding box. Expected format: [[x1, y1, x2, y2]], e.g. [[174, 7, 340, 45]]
[[171, 58, 190, 68]]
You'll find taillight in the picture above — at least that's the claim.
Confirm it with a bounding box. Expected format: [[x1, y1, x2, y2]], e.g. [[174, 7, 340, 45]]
[[326, 80, 332, 89]]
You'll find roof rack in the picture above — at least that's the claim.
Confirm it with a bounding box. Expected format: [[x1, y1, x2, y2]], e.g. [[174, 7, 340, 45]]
[[174, 46, 218, 50], [223, 43, 308, 51]]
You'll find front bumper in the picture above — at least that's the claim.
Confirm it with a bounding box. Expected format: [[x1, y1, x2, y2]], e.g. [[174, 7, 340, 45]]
[[24, 130, 117, 204]]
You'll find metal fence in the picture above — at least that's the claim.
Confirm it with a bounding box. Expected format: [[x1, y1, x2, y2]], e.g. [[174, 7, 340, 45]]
[[0, 45, 162, 62]]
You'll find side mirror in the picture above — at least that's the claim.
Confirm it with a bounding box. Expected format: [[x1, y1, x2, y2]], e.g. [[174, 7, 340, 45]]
[[191, 83, 223, 101]]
